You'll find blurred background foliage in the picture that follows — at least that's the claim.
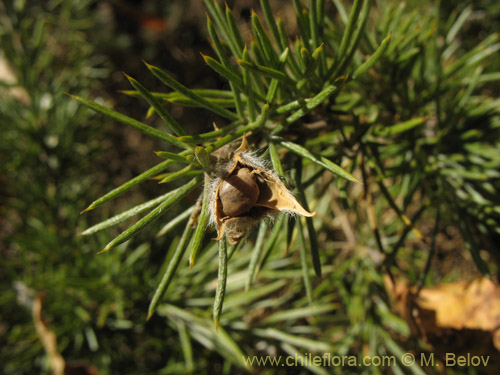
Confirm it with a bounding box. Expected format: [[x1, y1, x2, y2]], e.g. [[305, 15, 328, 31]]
[[1, 0, 499, 374]]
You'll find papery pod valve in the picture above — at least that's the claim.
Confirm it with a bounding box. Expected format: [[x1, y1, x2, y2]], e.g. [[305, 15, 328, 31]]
[[207, 137, 314, 244]]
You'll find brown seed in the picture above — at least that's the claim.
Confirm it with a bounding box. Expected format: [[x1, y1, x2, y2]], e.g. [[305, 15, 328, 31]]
[[219, 167, 259, 217]]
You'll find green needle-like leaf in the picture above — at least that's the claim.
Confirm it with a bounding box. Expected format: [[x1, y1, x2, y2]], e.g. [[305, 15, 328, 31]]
[[213, 237, 228, 330], [159, 165, 202, 184], [246, 221, 268, 291], [352, 32, 392, 79], [69, 94, 190, 150], [260, 0, 283, 50], [262, 303, 338, 324], [328, 0, 371, 80], [271, 84, 338, 134], [297, 218, 313, 304], [82, 156, 189, 212], [268, 142, 285, 178], [294, 160, 321, 277], [305, 215, 321, 277], [292, 0, 310, 43], [165, 96, 235, 108], [331, 0, 348, 24], [188, 175, 211, 267], [201, 54, 245, 90], [378, 328, 427, 375], [265, 48, 289, 103], [446, 5, 473, 44], [204, 103, 270, 154], [154, 150, 191, 163], [207, 15, 246, 119], [195, 146, 211, 173], [124, 74, 186, 136], [225, 4, 244, 57], [177, 122, 241, 144], [278, 139, 360, 183], [235, 58, 292, 83], [177, 320, 194, 373], [122, 88, 234, 100], [100, 176, 201, 253], [258, 213, 286, 273], [277, 18, 301, 78], [148, 221, 194, 319], [81, 160, 174, 213], [157, 206, 195, 238], [285, 215, 296, 256], [241, 46, 258, 122], [443, 34, 500, 79], [255, 327, 334, 352], [309, 0, 319, 48], [251, 10, 278, 67], [374, 117, 427, 136], [81, 190, 182, 236], [145, 62, 239, 121], [223, 280, 287, 310], [204, 0, 233, 51], [337, 0, 363, 58]]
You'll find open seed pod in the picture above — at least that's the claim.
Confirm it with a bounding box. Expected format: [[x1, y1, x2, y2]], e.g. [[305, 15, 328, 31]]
[[210, 137, 314, 244]]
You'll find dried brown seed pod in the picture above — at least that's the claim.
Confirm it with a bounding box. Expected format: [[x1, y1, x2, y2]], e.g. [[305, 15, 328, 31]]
[[219, 167, 259, 217], [209, 136, 314, 244]]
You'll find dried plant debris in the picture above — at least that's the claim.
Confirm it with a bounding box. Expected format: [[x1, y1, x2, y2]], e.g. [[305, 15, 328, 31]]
[[32, 293, 100, 375], [208, 137, 313, 244], [385, 276, 500, 372]]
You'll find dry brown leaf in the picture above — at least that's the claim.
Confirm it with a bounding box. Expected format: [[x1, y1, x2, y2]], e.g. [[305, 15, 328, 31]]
[[416, 278, 500, 332], [0, 55, 30, 105], [385, 276, 500, 373], [33, 293, 66, 375], [32, 293, 99, 375]]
